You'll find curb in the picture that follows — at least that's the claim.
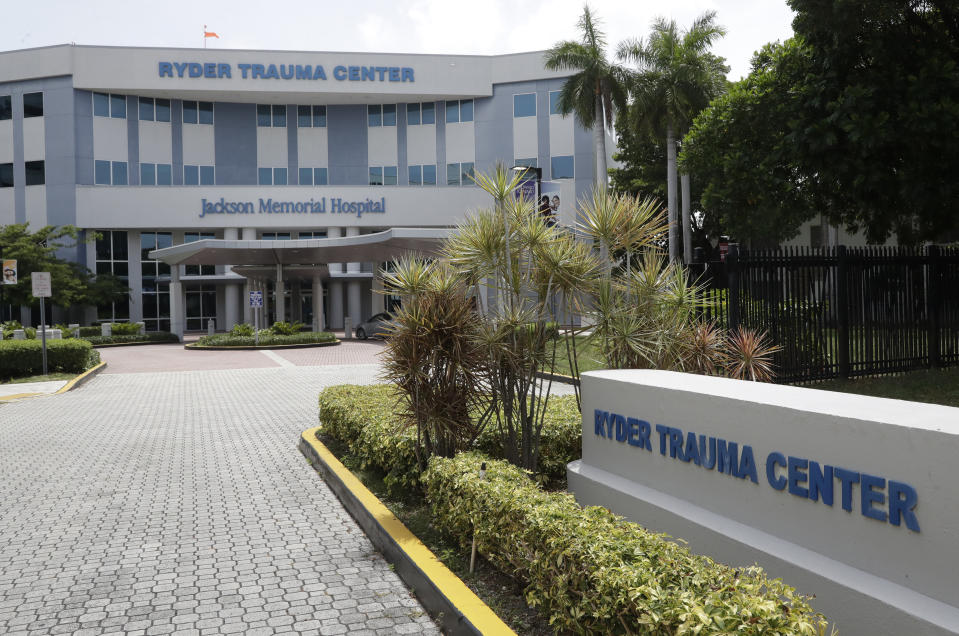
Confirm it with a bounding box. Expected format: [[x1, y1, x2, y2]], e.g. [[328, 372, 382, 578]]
[[0, 361, 107, 402], [185, 340, 340, 351], [298, 427, 515, 636], [91, 340, 180, 348], [535, 370, 580, 386]]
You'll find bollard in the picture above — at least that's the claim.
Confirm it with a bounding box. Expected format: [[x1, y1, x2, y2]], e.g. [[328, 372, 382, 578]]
[[207, 319, 215, 336], [343, 316, 352, 340], [13, 329, 25, 340], [47, 328, 62, 340], [0, 330, 4, 340], [69, 323, 80, 338], [137, 321, 145, 336], [101, 323, 112, 337]]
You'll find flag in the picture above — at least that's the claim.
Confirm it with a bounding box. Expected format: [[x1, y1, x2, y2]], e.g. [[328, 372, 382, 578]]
[[204, 26, 219, 39]]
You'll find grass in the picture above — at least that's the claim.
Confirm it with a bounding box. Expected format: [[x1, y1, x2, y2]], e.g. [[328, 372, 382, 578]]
[[548, 335, 606, 378], [1, 372, 77, 385], [814, 366, 959, 408], [317, 433, 557, 636]]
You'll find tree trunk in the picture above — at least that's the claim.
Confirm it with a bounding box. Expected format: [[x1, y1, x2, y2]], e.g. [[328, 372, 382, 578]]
[[681, 173, 692, 263], [594, 92, 607, 186], [666, 125, 679, 262]]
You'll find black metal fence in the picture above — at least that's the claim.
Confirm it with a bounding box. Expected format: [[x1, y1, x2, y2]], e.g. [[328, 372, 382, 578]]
[[691, 245, 959, 383]]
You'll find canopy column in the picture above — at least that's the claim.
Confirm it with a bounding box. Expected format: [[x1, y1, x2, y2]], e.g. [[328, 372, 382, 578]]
[[274, 264, 285, 323], [170, 268, 184, 341], [312, 276, 325, 332]]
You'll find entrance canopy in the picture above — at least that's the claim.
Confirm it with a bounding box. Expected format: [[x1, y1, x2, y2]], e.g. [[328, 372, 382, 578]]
[[148, 227, 449, 266]]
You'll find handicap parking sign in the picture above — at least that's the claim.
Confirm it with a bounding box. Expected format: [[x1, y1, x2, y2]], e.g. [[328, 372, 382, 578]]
[[249, 290, 263, 307]]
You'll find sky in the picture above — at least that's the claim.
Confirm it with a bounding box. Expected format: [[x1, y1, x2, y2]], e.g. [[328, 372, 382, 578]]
[[1, 0, 796, 80]]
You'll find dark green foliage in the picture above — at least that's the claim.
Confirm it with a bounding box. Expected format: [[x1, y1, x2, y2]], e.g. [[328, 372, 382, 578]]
[[229, 323, 255, 337], [78, 326, 101, 337], [0, 339, 95, 379], [109, 322, 141, 336], [271, 320, 305, 335], [195, 331, 335, 347], [84, 332, 179, 345], [424, 452, 827, 635]]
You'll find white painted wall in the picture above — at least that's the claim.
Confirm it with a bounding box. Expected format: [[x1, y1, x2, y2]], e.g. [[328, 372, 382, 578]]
[[182, 123, 215, 166], [549, 114, 574, 157], [570, 370, 959, 636], [25, 184, 46, 227], [22, 116, 45, 161], [513, 116, 537, 162], [445, 121, 474, 163], [0, 189, 14, 224], [0, 121, 12, 163], [297, 127, 328, 167], [93, 116, 128, 162], [138, 120, 173, 164], [368, 126, 398, 167], [406, 124, 435, 165], [255, 126, 287, 168]]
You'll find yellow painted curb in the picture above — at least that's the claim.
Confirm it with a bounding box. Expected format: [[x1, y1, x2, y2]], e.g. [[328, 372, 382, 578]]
[[300, 427, 515, 636], [0, 361, 106, 403]]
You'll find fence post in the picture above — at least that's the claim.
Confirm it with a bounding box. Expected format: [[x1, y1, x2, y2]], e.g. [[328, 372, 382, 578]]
[[727, 243, 740, 332], [927, 245, 941, 368], [837, 245, 850, 378]]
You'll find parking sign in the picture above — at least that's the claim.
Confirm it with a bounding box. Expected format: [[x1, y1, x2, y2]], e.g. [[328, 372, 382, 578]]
[[249, 290, 263, 307]]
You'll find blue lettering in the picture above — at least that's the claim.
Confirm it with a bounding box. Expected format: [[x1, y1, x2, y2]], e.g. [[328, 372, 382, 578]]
[[888, 481, 920, 532], [699, 436, 716, 469], [280, 64, 294, 79], [348, 66, 360, 81], [264, 64, 279, 79], [189, 63, 203, 78], [668, 427, 684, 460], [614, 415, 627, 443], [593, 410, 609, 438], [402, 67, 414, 82], [375, 66, 388, 81], [655, 424, 668, 456], [362, 66, 375, 81], [238, 63, 251, 78], [217, 63, 231, 78], [313, 65, 327, 80], [296, 65, 312, 80], [389, 67, 400, 81], [738, 445, 758, 483], [204, 62, 216, 78], [787, 456, 809, 497], [333, 66, 347, 80], [716, 439, 739, 477], [158, 62, 173, 77], [766, 452, 787, 490], [808, 461, 833, 505], [252, 64, 265, 79], [834, 467, 860, 512], [174, 62, 188, 77], [683, 431, 700, 465], [860, 473, 887, 523]]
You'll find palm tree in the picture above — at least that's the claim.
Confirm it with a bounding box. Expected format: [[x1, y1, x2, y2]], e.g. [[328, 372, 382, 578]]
[[544, 5, 627, 186], [618, 12, 727, 261]]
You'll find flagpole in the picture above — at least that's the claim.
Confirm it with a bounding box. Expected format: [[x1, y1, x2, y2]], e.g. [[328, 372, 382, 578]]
[[204, 25, 207, 48]]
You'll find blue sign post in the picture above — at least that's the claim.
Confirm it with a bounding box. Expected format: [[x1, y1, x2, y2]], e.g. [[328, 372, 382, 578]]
[[250, 290, 263, 345]]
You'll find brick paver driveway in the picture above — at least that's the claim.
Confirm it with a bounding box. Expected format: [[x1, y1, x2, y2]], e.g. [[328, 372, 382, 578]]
[[0, 364, 438, 636]]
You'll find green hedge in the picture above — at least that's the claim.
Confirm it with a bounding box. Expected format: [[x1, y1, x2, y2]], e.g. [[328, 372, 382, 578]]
[[78, 326, 101, 337], [84, 332, 179, 345], [317, 384, 581, 492], [424, 452, 826, 635], [0, 339, 97, 379], [196, 331, 336, 347]]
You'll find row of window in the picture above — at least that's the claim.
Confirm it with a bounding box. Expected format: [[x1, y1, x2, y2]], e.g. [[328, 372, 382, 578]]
[[0, 93, 42, 121], [257, 104, 329, 128], [94, 161, 214, 186], [94, 92, 213, 125], [369, 100, 475, 128], [0, 161, 44, 187], [514, 91, 565, 118]]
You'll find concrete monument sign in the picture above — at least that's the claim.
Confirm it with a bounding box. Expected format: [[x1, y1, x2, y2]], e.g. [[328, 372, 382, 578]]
[[568, 370, 959, 635]]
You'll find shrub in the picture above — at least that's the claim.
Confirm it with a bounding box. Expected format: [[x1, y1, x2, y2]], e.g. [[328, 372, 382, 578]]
[[230, 323, 255, 337], [424, 452, 826, 635], [195, 331, 335, 347], [110, 322, 141, 336], [0, 339, 95, 379], [53, 323, 75, 338], [271, 320, 305, 335], [84, 332, 179, 345], [78, 326, 101, 337]]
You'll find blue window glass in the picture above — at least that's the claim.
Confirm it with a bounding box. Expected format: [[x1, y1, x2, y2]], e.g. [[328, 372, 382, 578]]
[[368, 105, 381, 127], [409, 165, 421, 185], [139, 97, 154, 121], [549, 91, 561, 115], [314, 168, 328, 185], [515, 157, 537, 168], [383, 104, 396, 126], [447, 163, 459, 186], [297, 105, 311, 128], [422, 102, 435, 124], [140, 163, 156, 185], [22, 93, 42, 118], [446, 101, 459, 124], [24, 161, 44, 186], [423, 164, 436, 185], [156, 164, 172, 185], [299, 167, 313, 185], [95, 160, 111, 185], [551, 155, 574, 179], [183, 101, 198, 124], [513, 93, 536, 117], [384, 166, 397, 185], [110, 94, 126, 119], [257, 105, 271, 127], [112, 161, 128, 185], [198, 102, 213, 125], [93, 92, 110, 117], [184, 165, 199, 186], [200, 166, 215, 185], [272, 105, 286, 128], [461, 162, 474, 185], [258, 168, 272, 185], [0, 163, 11, 187], [461, 99, 473, 122], [0, 96, 8, 121], [407, 103, 420, 126], [156, 98, 170, 122], [369, 167, 383, 186], [273, 168, 287, 185], [313, 105, 326, 127]]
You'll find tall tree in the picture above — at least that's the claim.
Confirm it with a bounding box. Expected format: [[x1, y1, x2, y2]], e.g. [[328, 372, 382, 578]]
[[544, 5, 627, 186], [618, 12, 727, 261]]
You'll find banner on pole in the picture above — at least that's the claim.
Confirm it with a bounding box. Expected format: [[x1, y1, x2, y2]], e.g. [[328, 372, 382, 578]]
[[2, 260, 16, 284]]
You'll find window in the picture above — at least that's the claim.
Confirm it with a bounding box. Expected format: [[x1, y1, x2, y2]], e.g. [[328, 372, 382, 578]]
[[273, 167, 287, 185], [183, 165, 214, 186], [138, 97, 171, 122], [298, 167, 328, 186], [183, 100, 213, 125], [94, 92, 128, 118], [446, 162, 474, 186], [549, 91, 562, 115], [0, 163, 13, 188], [299, 231, 327, 239], [23, 92, 43, 118], [93, 160, 129, 186], [551, 155, 574, 179], [24, 160, 44, 186], [408, 165, 421, 185], [112, 161, 128, 185], [409, 164, 437, 185], [257, 167, 287, 185], [97, 230, 130, 322], [257, 104, 286, 127], [514, 157, 537, 168], [383, 104, 396, 127], [513, 93, 536, 118], [445, 99, 473, 123], [141, 232, 172, 332], [139, 162, 173, 186], [422, 102, 435, 124], [186, 284, 217, 331], [369, 166, 383, 186], [297, 105, 326, 128], [368, 104, 397, 127], [156, 164, 172, 185], [262, 232, 291, 240], [384, 166, 397, 185], [0, 95, 11, 120], [407, 103, 420, 126], [184, 233, 215, 276], [95, 160, 111, 185], [368, 166, 397, 186]]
